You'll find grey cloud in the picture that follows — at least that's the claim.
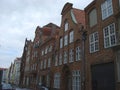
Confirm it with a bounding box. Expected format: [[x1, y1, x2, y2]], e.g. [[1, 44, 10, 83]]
[[0, 0, 93, 68]]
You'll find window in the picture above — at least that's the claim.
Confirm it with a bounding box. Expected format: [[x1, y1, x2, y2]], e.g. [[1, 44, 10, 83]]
[[103, 23, 116, 48], [39, 76, 42, 85], [27, 49, 30, 56], [89, 9, 97, 27], [42, 50, 44, 56], [45, 46, 48, 54], [117, 50, 120, 82], [65, 21, 68, 31], [60, 37, 63, 48], [69, 49, 74, 63], [69, 31, 74, 43], [46, 75, 50, 87], [101, 0, 113, 20], [48, 58, 51, 67], [76, 47, 81, 61], [72, 70, 81, 90], [64, 35, 68, 46], [64, 51, 67, 64], [44, 59, 46, 69], [54, 73, 61, 89], [59, 53, 62, 65], [40, 61, 43, 70], [49, 45, 52, 52], [89, 32, 99, 53], [34, 51, 36, 57], [55, 55, 58, 66]]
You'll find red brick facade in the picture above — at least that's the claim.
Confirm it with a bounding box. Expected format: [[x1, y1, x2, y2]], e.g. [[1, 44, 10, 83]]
[[85, 0, 120, 90], [20, 1, 120, 90]]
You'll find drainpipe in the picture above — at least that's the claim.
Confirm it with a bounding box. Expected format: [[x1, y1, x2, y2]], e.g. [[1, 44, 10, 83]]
[[80, 25, 87, 90]]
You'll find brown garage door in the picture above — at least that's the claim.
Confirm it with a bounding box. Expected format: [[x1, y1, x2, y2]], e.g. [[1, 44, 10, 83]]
[[91, 62, 115, 90]]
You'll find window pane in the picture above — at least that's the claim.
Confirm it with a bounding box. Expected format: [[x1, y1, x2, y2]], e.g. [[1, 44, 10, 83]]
[[110, 35, 116, 45], [72, 70, 81, 90], [103, 23, 116, 48], [70, 31, 74, 43], [89, 32, 99, 53], [101, 0, 113, 20], [105, 37, 110, 47]]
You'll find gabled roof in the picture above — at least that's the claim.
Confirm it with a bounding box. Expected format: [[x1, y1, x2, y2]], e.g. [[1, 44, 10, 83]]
[[61, 2, 73, 15], [72, 8, 85, 25], [61, 2, 85, 26]]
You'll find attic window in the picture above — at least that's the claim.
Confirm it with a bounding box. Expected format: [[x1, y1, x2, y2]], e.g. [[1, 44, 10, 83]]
[[65, 21, 68, 31]]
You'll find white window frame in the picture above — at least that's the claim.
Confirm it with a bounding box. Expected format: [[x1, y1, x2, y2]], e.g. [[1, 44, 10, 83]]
[[89, 32, 99, 53], [101, 0, 113, 20], [64, 35, 68, 46], [65, 22, 68, 31], [69, 31, 74, 43], [54, 73, 60, 89], [103, 23, 116, 48], [60, 37, 63, 48], [59, 53, 62, 65], [72, 70, 81, 90], [76, 46, 81, 61], [64, 51, 67, 64], [48, 58, 51, 68], [69, 49, 74, 63]]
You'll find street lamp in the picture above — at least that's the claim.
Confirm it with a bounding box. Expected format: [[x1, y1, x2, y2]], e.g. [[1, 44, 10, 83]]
[[80, 25, 87, 90]]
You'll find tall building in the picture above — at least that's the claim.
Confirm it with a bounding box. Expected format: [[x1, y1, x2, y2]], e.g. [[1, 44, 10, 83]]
[[19, 39, 32, 88], [85, 0, 120, 90], [19, 1, 120, 90], [51, 2, 85, 90], [37, 23, 60, 90]]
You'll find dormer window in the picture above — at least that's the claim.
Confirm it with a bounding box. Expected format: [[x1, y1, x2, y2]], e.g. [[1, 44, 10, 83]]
[[65, 21, 68, 31]]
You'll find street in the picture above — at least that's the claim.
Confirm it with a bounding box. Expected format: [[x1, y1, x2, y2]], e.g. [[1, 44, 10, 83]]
[[2, 82, 32, 90], [15, 88, 32, 90]]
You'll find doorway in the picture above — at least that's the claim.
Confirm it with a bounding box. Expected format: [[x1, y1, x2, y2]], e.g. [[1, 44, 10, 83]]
[[91, 62, 115, 90]]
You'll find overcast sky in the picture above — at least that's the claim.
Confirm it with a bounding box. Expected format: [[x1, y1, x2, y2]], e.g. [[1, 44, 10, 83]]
[[0, 0, 93, 68]]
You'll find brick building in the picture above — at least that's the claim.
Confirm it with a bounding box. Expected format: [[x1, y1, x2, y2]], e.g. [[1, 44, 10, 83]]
[[37, 23, 60, 90], [19, 1, 120, 90], [84, 0, 120, 90], [29, 26, 41, 89], [51, 2, 85, 90], [19, 38, 32, 88]]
